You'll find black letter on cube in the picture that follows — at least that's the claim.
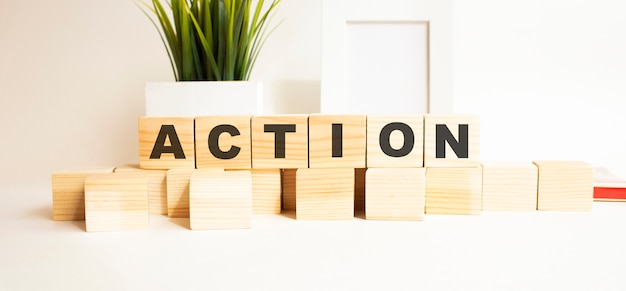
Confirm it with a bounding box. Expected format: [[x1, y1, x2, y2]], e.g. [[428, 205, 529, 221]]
[[208, 124, 241, 159], [379, 122, 414, 158], [264, 124, 296, 158], [150, 124, 186, 159], [435, 124, 468, 158]]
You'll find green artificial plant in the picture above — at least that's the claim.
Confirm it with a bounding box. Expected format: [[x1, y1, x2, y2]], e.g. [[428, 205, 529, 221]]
[[139, 0, 281, 81]]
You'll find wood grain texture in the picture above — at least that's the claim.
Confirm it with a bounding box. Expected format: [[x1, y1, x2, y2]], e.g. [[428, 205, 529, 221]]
[[308, 114, 366, 168], [365, 168, 426, 220], [195, 115, 252, 169], [481, 162, 538, 211], [139, 117, 195, 170], [533, 161, 593, 211], [251, 115, 308, 169], [115, 164, 168, 215], [51, 167, 115, 221], [354, 168, 366, 212], [84, 173, 149, 232], [425, 166, 482, 215], [282, 169, 296, 211], [296, 168, 354, 220], [189, 170, 252, 230], [251, 169, 282, 214], [424, 114, 480, 167], [166, 168, 195, 218], [366, 115, 424, 168]]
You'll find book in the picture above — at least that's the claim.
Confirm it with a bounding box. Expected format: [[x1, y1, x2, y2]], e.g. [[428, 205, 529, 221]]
[[594, 167, 626, 201]]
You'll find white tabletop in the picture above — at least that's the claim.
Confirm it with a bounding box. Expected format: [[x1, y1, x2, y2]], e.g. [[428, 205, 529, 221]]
[[2, 184, 626, 291]]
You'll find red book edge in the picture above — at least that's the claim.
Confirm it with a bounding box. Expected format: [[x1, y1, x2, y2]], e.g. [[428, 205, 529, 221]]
[[594, 187, 626, 201]]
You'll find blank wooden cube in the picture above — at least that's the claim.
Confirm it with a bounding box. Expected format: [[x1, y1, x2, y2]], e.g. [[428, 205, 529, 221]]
[[251, 115, 308, 169], [367, 115, 424, 168], [282, 169, 296, 211], [115, 164, 167, 215], [533, 161, 593, 211], [251, 169, 282, 214], [139, 117, 195, 169], [481, 162, 538, 211], [424, 115, 480, 167], [354, 168, 366, 212], [195, 115, 252, 169], [84, 173, 149, 232], [308, 114, 366, 168], [166, 168, 194, 218], [51, 167, 115, 221], [190, 170, 252, 230], [366, 168, 426, 220], [426, 167, 482, 215], [296, 168, 354, 220]]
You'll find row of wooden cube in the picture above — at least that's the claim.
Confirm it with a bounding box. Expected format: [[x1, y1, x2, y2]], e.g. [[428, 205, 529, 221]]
[[139, 114, 480, 170], [52, 161, 593, 231]]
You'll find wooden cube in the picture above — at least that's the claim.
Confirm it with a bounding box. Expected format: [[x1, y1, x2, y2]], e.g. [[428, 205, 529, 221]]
[[367, 115, 424, 168], [296, 168, 354, 220], [189, 170, 252, 230], [51, 167, 115, 221], [425, 166, 482, 215], [84, 173, 149, 232], [424, 115, 480, 167], [354, 168, 366, 212], [251, 169, 282, 214], [195, 115, 252, 169], [308, 114, 366, 168], [114, 164, 167, 215], [139, 117, 195, 169], [481, 162, 538, 211], [366, 168, 426, 220], [533, 161, 593, 211], [282, 169, 297, 211], [251, 115, 308, 169], [166, 168, 194, 218]]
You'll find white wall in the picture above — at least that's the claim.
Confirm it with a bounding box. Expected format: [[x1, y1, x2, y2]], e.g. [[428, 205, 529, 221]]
[[1, 0, 625, 187]]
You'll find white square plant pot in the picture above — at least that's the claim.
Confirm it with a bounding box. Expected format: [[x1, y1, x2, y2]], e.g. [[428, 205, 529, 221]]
[[145, 81, 262, 117]]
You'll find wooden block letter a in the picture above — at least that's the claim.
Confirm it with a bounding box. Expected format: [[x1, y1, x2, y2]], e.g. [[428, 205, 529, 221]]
[[139, 117, 195, 170]]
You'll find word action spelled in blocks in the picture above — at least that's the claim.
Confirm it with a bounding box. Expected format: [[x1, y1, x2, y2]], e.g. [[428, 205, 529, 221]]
[[114, 164, 167, 215], [195, 115, 251, 169], [308, 114, 366, 168], [481, 162, 538, 211], [190, 170, 252, 230], [296, 168, 354, 220], [51, 167, 115, 221], [139, 117, 195, 170], [426, 166, 482, 215], [365, 168, 426, 221], [533, 161, 593, 211], [424, 115, 480, 167], [366, 115, 424, 168], [84, 173, 149, 232], [251, 115, 308, 169]]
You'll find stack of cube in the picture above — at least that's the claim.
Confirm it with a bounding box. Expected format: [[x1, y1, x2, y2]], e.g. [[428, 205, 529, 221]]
[[51, 114, 594, 232]]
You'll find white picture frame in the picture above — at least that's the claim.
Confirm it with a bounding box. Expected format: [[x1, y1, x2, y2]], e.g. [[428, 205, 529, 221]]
[[321, 0, 453, 114]]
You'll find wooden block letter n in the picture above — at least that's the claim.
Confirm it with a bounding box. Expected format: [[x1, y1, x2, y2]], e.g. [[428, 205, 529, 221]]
[[139, 117, 195, 170], [424, 115, 480, 167]]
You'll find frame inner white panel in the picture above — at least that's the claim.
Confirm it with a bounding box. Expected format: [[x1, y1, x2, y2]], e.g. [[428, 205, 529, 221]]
[[345, 21, 428, 114]]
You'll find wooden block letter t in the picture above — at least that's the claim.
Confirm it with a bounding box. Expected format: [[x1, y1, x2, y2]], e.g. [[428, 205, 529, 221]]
[[139, 117, 195, 170]]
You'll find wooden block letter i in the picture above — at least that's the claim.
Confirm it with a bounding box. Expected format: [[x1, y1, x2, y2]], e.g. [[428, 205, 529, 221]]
[[139, 117, 195, 170]]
